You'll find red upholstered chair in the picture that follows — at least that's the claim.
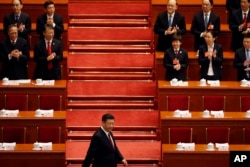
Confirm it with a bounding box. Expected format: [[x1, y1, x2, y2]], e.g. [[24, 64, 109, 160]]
[[206, 127, 230, 143], [243, 127, 250, 144], [166, 95, 190, 111], [240, 96, 250, 112], [4, 94, 28, 110], [202, 96, 226, 111], [36, 126, 62, 143], [38, 94, 62, 110], [168, 127, 193, 144], [1, 126, 26, 143]]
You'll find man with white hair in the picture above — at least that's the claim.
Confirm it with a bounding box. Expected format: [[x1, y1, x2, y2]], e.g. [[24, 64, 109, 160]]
[[154, 0, 186, 51]]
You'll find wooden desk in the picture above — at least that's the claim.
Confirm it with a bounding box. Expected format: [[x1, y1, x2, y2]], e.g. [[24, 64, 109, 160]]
[[0, 111, 66, 143], [0, 80, 67, 111], [0, 144, 65, 167], [161, 111, 250, 144], [158, 80, 250, 112], [162, 144, 250, 167]]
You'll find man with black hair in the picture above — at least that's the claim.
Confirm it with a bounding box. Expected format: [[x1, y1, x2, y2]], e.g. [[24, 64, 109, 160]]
[[229, 0, 250, 51], [234, 33, 250, 80], [36, 0, 64, 40], [82, 113, 128, 167], [191, 0, 220, 51], [33, 24, 63, 80], [3, 0, 31, 42]]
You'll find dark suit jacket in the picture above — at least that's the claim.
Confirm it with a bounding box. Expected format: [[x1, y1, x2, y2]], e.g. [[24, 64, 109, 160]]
[[154, 11, 186, 51], [191, 11, 220, 51], [36, 13, 64, 40], [0, 37, 30, 79], [3, 12, 31, 41], [163, 47, 188, 81], [198, 43, 223, 80], [234, 47, 250, 80], [226, 0, 241, 15], [33, 38, 63, 80], [229, 8, 250, 51], [82, 128, 124, 167]]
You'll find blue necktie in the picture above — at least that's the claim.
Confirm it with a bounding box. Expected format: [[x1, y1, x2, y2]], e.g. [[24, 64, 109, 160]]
[[15, 15, 19, 23], [204, 14, 208, 29], [168, 14, 172, 27], [246, 50, 250, 78]]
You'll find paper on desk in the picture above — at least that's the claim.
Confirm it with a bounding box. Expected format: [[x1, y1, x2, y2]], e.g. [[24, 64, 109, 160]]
[[35, 109, 54, 117], [215, 143, 229, 151], [207, 80, 220, 86], [1, 142, 16, 150], [0, 109, 19, 117], [211, 110, 224, 118]]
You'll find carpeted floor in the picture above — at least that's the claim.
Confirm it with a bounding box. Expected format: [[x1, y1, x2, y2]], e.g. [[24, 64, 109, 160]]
[[66, 140, 161, 162]]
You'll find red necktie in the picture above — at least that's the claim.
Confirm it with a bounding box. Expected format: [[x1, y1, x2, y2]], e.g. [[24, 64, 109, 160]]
[[47, 41, 53, 70], [243, 13, 247, 30], [108, 133, 114, 149], [175, 50, 178, 57]]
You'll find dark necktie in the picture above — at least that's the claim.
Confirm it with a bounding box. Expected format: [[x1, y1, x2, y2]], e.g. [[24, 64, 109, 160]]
[[204, 14, 208, 29], [168, 14, 172, 27], [15, 15, 19, 23], [175, 50, 178, 56], [108, 133, 114, 149], [246, 50, 250, 78], [47, 41, 53, 70]]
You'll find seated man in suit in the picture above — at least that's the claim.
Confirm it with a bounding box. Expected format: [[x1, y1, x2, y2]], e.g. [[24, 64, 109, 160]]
[[82, 113, 128, 167], [36, 0, 64, 40], [163, 34, 188, 81], [0, 24, 30, 79], [33, 24, 63, 80], [234, 33, 250, 80], [229, 0, 250, 51], [198, 30, 223, 80], [191, 0, 220, 51], [3, 0, 31, 43], [154, 0, 186, 51]]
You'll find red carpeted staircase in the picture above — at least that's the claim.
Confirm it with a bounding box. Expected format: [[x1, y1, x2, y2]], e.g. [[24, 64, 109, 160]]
[[66, 0, 161, 166]]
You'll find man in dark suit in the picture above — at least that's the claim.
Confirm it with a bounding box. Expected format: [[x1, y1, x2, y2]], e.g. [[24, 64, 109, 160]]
[[234, 33, 250, 80], [33, 24, 63, 80], [82, 113, 128, 167], [36, 0, 64, 40], [163, 34, 188, 81], [0, 24, 30, 79], [3, 0, 31, 42], [154, 0, 186, 51], [198, 31, 223, 80], [226, 0, 241, 22], [191, 0, 220, 51], [229, 0, 250, 51]]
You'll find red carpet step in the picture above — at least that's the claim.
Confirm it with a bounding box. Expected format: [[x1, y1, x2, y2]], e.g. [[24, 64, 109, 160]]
[[66, 140, 161, 165]]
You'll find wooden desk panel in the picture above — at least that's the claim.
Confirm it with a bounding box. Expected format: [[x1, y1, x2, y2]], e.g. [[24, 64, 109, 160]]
[[162, 144, 250, 167], [0, 80, 67, 111], [158, 80, 248, 112], [0, 144, 65, 167], [0, 111, 66, 143], [161, 111, 250, 144]]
